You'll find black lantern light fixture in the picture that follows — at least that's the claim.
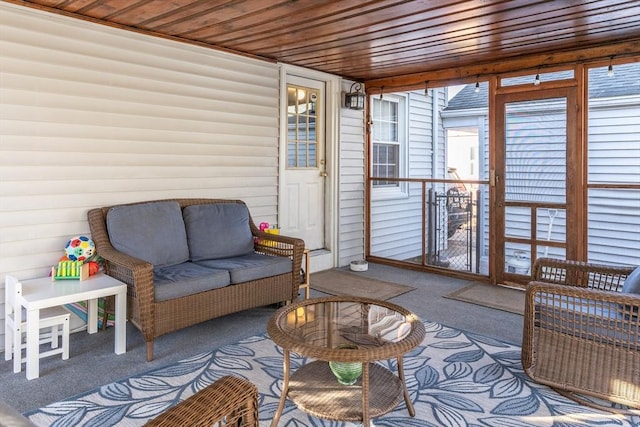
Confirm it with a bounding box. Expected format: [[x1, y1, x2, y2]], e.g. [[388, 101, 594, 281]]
[[345, 82, 365, 110]]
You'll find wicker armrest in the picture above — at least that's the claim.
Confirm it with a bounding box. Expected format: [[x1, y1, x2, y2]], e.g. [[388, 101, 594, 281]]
[[252, 227, 306, 299], [522, 281, 640, 408], [87, 207, 156, 340], [253, 229, 305, 256], [93, 245, 153, 287], [144, 376, 259, 427], [531, 258, 634, 292], [99, 246, 155, 328]]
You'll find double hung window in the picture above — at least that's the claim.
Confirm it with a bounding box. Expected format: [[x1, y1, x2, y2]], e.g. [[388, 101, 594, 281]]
[[371, 95, 406, 198]]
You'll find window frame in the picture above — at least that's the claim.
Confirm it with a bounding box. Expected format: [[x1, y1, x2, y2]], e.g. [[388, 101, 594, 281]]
[[370, 93, 409, 200]]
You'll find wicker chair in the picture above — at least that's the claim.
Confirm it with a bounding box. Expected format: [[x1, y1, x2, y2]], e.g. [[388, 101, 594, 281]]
[[144, 375, 258, 427], [522, 258, 639, 411]]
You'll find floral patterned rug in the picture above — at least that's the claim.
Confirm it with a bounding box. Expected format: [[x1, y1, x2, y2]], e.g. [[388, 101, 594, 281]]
[[26, 321, 639, 426]]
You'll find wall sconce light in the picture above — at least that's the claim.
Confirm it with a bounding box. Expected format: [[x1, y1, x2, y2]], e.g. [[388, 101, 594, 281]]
[[345, 82, 365, 110], [474, 81, 480, 93]]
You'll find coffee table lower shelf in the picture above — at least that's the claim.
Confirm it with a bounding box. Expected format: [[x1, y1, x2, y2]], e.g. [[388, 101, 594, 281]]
[[288, 360, 403, 422]]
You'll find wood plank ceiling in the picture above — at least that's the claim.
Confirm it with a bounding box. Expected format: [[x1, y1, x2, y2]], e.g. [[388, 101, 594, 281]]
[[6, 0, 640, 87]]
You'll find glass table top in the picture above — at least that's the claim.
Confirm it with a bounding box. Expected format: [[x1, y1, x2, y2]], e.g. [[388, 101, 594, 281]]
[[268, 296, 425, 362]]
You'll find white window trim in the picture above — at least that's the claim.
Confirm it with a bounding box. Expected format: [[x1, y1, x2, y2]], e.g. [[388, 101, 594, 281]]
[[371, 93, 409, 200]]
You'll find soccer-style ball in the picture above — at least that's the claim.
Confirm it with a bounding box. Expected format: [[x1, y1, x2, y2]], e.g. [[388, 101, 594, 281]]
[[65, 235, 95, 262]]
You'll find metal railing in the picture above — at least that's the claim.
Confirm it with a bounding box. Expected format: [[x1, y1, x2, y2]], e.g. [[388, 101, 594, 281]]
[[368, 177, 488, 278]]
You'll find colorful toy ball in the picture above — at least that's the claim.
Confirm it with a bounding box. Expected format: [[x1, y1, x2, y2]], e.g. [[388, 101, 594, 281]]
[[65, 235, 95, 262]]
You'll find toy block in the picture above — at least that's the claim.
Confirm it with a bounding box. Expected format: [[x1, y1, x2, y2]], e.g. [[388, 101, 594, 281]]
[[52, 261, 89, 281]]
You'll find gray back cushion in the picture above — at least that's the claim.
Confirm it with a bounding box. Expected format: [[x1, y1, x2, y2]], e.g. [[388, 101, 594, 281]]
[[106, 201, 189, 267], [183, 203, 255, 261]]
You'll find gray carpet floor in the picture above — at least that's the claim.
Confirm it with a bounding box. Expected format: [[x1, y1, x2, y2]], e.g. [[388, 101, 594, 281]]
[[0, 263, 523, 414]]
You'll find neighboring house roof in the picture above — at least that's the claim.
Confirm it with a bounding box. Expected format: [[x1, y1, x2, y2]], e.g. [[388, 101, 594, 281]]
[[589, 63, 640, 98], [446, 83, 488, 110], [445, 64, 640, 111]]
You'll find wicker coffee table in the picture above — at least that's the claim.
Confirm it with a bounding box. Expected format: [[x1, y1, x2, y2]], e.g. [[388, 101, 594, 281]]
[[267, 296, 426, 426]]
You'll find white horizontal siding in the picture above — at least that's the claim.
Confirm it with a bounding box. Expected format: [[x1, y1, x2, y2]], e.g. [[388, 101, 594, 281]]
[[338, 81, 366, 267], [0, 5, 280, 286], [444, 91, 640, 268], [407, 92, 433, 178], [587, 101, 640, 266], [503, 102, 640, 265], [588, 106, 640, 184], [504, 109, 567, 205], [479, 116, 491, 265], [370, 90, 435, 260]]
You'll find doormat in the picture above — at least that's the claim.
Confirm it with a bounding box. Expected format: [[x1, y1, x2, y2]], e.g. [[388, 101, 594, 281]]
[[443, 282, 525, 315], [311, 269, 415, 300]]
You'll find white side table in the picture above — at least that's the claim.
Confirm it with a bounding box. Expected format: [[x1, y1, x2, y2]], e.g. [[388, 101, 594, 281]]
[[16, 273, 127, 380]]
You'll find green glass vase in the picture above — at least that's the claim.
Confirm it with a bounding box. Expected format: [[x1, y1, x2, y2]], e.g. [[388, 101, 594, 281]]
[[328, 345, 362, 385]]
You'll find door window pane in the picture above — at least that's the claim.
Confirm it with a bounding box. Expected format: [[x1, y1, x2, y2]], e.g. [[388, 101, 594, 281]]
[[287, 85, 319, 168]]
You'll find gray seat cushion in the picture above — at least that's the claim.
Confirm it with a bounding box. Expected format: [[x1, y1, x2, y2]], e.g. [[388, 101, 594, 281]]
[[153, 262, 230, 301], [195, 253, 291, 284], [622, 266, 640, 294], [621, 265, 640, 319], [183, 203, 255, 261], [106, 201, 189, 268]]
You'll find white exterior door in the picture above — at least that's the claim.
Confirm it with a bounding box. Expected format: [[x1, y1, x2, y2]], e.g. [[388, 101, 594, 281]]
[[281, 76, 326, 250]]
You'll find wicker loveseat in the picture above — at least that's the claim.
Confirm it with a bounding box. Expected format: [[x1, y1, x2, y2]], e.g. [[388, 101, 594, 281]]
[[88, 198, 305, 361], [522, 258, 640, 410]]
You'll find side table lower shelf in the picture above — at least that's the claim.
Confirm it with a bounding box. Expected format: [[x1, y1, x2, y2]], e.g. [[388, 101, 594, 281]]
[[288, 360, 402, 422]]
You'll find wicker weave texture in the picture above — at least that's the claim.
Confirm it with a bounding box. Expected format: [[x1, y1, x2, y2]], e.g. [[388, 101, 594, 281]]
[[288, 361, 402, 421], [144, 375, 258, 427], [267, 296, 426, 425], [523, 258, 639, 410], [532, 257, 634, 291], [268, 296, 426, 363], [88, 198, 305, 361]]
